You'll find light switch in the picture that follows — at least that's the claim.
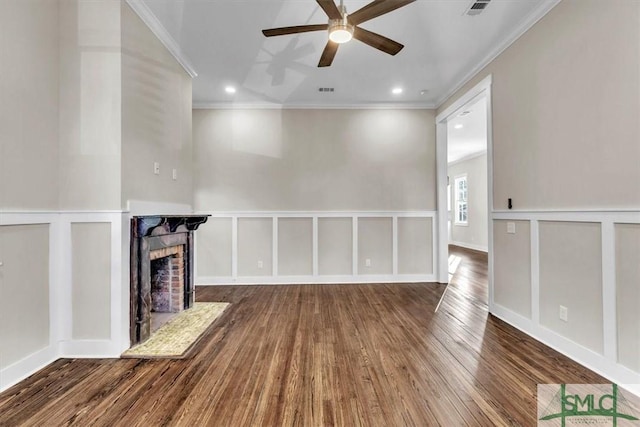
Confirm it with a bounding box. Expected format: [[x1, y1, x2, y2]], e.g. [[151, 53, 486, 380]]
[[153, 162, 160, 175], [172, 168, 177, 181], [507, 222, 516, 234]]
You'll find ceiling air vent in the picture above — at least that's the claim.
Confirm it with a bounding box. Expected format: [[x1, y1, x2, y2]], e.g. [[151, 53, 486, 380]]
[[466, 0, 491, 16], [318, 87, 335, 93]]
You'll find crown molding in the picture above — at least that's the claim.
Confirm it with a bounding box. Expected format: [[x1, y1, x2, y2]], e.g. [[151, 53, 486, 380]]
[[125, 0, 198, 78], [192, 102, 436, 110], [435, 0, 562, 108]]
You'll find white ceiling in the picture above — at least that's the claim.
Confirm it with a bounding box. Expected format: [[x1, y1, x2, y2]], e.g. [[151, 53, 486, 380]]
[[136, 0, 557, 108], [447, 96, 487, 164]]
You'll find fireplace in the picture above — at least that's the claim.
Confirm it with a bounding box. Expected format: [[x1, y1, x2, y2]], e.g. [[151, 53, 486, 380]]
[[130, 215, 210, 345]]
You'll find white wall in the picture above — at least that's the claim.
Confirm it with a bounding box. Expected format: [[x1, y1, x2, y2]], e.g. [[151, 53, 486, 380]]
[[0, 0, 60, 210], [448, 153, 488, 252], [439, 0, 640, 393], [192, 109, 437, 284], [58, 0, 122, 210], [440, 1, 640, 211], [121, 4, 193, 208], [193, 109, 436, 211]]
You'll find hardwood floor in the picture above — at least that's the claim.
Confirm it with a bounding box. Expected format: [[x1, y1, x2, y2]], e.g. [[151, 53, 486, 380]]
[[0, 256, 605, 426], [448, 244, 489, 305]]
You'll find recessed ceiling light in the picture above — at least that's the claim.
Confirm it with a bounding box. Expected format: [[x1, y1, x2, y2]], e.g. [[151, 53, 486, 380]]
[[454, 124, 464, 129], [392, 87, 403, 95], [420, 89, 429, 95], [225, 86, 236, 94]]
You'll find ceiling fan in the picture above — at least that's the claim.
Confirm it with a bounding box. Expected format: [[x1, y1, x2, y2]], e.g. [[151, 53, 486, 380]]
[[262, 0, 416, 67]]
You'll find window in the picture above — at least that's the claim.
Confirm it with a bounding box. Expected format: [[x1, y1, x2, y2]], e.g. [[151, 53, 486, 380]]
[[454, 175, 468, 225]]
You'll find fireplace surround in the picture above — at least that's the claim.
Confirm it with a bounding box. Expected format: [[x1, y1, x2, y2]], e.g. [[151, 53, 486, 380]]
[[130, 215, 210, 345]]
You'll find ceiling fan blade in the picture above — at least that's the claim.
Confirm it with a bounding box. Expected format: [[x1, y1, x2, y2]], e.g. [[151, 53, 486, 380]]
[[262, 24, 328, 37], [353, 27, 404, 55], [318, 41, 339, 67], [348, 0, 416, 25], [316, 0, 342, 20]]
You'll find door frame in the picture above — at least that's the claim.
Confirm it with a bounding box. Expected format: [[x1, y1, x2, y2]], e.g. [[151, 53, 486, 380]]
[[435, 75, 494, 311]]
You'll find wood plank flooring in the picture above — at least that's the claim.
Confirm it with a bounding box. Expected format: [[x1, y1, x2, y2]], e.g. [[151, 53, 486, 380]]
[[448, 245, 489, 305], [0, 251, 604, 426]]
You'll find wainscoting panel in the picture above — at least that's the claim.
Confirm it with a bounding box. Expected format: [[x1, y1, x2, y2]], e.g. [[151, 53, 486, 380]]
[[318, 217, 352, 276], [491, 210, 640, 396], [539, 221, 603, 354], [492, 219, 531, 319], [0, 224, 51, 370], [615, 223, 640, 373], [398, 217, 433, 275], [195, 211, 437, 284], [278, 218, 313, 276], [71, 223, 112, 340], [358, 217, 393, 275], [195, 217, 232, 277], [237, 218, 273, 277]]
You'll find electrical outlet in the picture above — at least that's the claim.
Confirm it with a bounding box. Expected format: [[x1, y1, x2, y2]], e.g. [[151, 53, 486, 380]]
[[153, 162, 160, 175], [559, 305, 568, 322], [365, 258, 372, 267], [257, 260, 263, 269], [172, 168, 177, 181], [507, 222, 516, 234]]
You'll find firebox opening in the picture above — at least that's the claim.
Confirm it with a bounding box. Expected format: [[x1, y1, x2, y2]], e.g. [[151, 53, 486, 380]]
[[149, 245, 186, 333]]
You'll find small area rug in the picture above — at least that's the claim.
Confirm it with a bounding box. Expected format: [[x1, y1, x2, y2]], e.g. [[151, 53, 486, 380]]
[[122, 302, 229, 359]]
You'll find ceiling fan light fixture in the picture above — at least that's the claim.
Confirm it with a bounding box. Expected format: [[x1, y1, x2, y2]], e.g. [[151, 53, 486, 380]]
[[261, 0, 416, 67], [328, 20, 354, 44]]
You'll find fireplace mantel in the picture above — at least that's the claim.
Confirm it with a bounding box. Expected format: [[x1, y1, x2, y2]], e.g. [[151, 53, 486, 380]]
[[130, 214, 210, 345], [132, 215, 210, 238]]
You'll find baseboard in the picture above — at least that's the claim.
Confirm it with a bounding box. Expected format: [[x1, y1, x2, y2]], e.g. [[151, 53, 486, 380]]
[[449, 241, 488, 253], [59, 340, 122, 358], [491, 304, 640, 398], [196, 274, 437, 285], [0, 345, 58, 392]]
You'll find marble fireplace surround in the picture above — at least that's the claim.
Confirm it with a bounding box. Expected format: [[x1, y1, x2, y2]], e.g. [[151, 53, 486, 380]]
[[130, 215, 210, 345]]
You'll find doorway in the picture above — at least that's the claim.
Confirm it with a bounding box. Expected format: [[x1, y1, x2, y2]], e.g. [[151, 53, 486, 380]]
[[435, 75, 493, 310]]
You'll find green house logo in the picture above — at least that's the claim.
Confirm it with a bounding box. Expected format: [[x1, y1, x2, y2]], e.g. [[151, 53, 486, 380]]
[[538, 384, 640, 426]]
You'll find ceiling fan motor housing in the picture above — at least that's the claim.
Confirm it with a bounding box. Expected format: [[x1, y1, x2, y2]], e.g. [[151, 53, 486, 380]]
[[328, 20, 354, 43], [328, 5, 354, 44]]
